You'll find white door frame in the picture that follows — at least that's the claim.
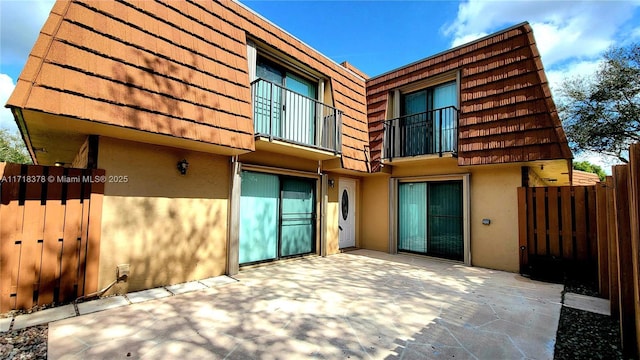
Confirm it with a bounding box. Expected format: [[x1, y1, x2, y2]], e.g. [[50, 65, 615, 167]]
[[339, 178, 356, 248]]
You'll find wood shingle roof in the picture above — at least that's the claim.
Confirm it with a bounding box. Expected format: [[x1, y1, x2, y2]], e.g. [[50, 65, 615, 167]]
[[366, 23, 572, 171]]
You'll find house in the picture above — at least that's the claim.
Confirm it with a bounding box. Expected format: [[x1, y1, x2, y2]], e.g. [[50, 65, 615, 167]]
[[5, 0, 571, 295], [572, 170, 601, 185]]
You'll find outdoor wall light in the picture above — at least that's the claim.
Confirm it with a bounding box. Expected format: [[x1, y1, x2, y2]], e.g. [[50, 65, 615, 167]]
[[177, 159, 189, 175], [328, 179, 335, 188]]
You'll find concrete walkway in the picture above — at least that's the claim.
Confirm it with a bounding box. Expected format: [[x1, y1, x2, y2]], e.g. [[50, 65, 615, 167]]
[[47, 250, 563, 359]]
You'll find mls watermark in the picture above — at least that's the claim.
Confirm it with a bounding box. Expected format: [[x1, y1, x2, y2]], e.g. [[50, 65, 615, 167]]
[[1, 175, 129, 184]]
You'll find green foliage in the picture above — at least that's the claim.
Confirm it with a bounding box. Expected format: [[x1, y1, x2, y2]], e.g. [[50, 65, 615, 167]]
[[573, 160, 606, 181], [558, 43, 639, 163], [0, 128, 31, 164]]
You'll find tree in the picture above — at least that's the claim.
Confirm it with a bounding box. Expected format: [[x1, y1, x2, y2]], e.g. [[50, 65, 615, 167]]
[[0, 128, 31, 164], [573, 160, 606, 181], [558, 43, 639, 163]]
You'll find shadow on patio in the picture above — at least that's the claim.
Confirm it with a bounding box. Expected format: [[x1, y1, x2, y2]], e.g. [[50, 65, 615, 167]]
[[48, 250, 562, 359]]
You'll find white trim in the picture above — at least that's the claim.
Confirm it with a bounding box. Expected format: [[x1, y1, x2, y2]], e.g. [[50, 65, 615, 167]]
[[246, 40, 257, 82]]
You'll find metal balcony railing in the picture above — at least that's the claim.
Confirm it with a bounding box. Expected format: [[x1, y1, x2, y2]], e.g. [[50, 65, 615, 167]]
[[251, 79, 342, 153], [383, 106, 459, 160]]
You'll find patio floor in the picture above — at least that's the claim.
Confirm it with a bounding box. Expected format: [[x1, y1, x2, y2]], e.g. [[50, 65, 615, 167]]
[[48, 250, 563, 359]]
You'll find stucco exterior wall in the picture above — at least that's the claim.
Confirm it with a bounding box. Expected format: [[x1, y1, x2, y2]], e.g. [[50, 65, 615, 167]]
[[97, 137, 230, 293], [361, 174, 390, 252], [468, 165, 521, 272]]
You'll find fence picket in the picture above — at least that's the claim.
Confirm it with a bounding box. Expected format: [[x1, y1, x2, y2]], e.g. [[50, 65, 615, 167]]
[[547, 187, 560, 257], [560, 187, 574, 260], [16, 165, 46, 309], [535, 188, 547, 256], [39, 166, 65, 305], [596, 182, 609, 298], [607, 176, 620, 318], [59, 169, 83, 303]]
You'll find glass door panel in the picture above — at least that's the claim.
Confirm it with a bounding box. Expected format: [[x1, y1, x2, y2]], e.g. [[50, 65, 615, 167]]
[[401, 90, 428, 156], [432, 82, 457, 152], [284, 73, 316, 146], [428, 181, 463, 260], [255, 60, 284, 137], [398, 182, 427, 253], [239, 172, 280, 264]]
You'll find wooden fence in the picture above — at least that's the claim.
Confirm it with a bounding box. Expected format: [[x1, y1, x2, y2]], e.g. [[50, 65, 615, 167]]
[[603, 143, 640, 358], [0, 163, 104, 312], [517, 186, 598, 280], [518, 142, 640, 358]]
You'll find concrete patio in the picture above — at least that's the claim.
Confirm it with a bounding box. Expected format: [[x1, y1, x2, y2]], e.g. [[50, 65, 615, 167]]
[[48, 250, 563, 359]]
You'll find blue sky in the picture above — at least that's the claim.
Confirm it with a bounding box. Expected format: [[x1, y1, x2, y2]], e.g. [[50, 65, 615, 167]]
[[1, 0, 640, 168]]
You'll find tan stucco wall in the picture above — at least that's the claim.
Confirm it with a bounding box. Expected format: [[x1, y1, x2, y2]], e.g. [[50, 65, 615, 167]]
[[360, 159, 521, 272], [97, 137, 230, 293], [361, 174, 390, 251], [468, 165, 521, 272]]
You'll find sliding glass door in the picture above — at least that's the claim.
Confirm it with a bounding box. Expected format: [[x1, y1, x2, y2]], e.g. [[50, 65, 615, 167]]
[[398, 180, 463, 261], [239, 171, 316, 265]]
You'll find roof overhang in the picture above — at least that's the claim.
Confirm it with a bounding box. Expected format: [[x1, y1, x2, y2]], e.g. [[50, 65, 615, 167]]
[[12, 108, 250, 166]]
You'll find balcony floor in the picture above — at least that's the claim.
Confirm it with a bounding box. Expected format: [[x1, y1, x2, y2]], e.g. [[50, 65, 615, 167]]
[[254, 136, 340, 161]]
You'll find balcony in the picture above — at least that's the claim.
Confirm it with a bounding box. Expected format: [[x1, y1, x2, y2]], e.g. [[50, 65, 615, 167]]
[[383, 106, 458, 160], [251, 79, 342, 157]]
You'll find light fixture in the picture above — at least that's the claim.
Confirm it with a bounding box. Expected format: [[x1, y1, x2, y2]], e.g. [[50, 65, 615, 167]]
[[54, 162, 65, 167], [328, 179, 335, 188], [177, 159, 189, 175]]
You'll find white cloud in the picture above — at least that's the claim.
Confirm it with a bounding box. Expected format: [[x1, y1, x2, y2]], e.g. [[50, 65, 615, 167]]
[[0, 73, 18, 132], [0, 0, 55, 75], [451, 32, 488, 48], [444, 0, 640, 91]]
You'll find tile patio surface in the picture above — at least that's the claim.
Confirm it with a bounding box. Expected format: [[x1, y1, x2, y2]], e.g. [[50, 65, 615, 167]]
[[48, 250, 563, 359]]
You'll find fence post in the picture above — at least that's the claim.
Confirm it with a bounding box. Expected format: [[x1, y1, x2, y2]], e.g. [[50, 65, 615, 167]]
[[613, 164, 637, 357], [627, 143, 640, 358]]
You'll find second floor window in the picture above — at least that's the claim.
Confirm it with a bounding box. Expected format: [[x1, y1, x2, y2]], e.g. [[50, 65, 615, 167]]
[[257, 57, 317, 100], [398, 81, 458, 156], [253, 57, 320, 146]]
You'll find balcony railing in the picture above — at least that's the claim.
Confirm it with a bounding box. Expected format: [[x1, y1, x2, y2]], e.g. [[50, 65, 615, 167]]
[[383, 106, 458, 160], [251, 79, 342, 153]]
